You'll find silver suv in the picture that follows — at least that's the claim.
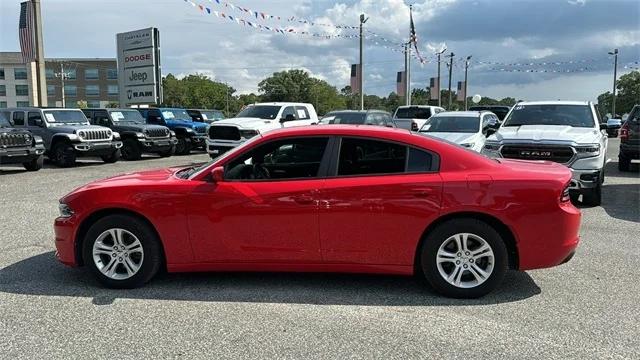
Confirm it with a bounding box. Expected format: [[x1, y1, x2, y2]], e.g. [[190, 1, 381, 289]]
[[482, 101, 608, 206]]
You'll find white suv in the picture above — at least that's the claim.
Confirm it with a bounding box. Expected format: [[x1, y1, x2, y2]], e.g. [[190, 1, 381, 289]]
[[207, 102, 318, 157], [482, 101, 608, 206]]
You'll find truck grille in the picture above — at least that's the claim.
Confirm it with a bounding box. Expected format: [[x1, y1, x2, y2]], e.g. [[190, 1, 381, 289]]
[[195, 126, 207, 135], [501, 145, 575, 164], [145, 128, 169, 138], [209, 126, 240, 141], [0, 132, 31, 147], [80, 129, 111, 141]]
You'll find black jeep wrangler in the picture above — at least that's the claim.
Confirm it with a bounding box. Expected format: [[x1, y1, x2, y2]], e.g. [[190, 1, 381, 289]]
[[83, 108, 176, 160], [0, 111, 45, 171]]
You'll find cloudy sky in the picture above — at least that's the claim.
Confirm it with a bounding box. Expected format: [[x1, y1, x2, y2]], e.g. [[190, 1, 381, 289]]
[[1, 0, 638, 101]]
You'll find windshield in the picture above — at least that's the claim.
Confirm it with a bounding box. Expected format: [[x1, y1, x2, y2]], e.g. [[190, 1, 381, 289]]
[[109, 110, 145, 124], [201, 110, 224, 121], [503, 104, 595, 127], [0, 113, 10, 127], [43, 110, 88, 124], [161, 109, 192, 121], [185, 135, 264, 179], [469, 107, 510, 120], [236, 105, 282, 119], [395, 107, 432, 119], [324, 112, 366, 124], [420, 116, 480, 133]]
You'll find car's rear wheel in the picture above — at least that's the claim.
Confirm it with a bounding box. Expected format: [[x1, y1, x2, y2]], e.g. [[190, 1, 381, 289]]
[[82, 215, 162, 288], [420, 219, 508, 298]]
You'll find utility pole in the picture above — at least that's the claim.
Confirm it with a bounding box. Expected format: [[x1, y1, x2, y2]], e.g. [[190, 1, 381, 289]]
[[608, 48, 619, 117], [359, 14, 368, 110], [436, 47, 446, 107], [464, 55, 472, 110], [31, 0, 47, 106], [404, 42, 412, 105], [446, 52, 455, 110], [55, 63, 68, 108]]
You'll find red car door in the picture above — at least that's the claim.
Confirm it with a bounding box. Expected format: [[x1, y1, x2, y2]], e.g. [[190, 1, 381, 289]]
[[319, 137, 443, 266], [188, 137, 330, 263]]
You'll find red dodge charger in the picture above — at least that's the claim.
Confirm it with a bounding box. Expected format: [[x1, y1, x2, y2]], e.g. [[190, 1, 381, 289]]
[[54, 125, 580, 298]]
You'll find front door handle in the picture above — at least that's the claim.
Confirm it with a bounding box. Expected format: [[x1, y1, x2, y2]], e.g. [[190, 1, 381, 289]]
[[412, 188, 436, 197], [293, 195, 315, 204]]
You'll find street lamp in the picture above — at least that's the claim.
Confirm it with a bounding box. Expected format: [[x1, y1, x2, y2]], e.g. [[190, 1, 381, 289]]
[[608, 48, 618, 117], [464, 55, 472, 110], [436, 46, 447, 107]]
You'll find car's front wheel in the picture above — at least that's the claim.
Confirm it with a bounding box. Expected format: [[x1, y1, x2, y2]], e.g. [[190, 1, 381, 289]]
[[83, 214, 163, 288], [175, 136, 191, 155], [101, 149, 121, 164], [420, 219, 508, 298], [121, 139, 142, 160], [23, 155, 44, 171]]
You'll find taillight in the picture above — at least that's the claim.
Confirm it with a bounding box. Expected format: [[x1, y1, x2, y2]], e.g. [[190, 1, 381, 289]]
[[561, 182, 571, 202], [619, 122, 629, 141], [411, 121, 419, 131]]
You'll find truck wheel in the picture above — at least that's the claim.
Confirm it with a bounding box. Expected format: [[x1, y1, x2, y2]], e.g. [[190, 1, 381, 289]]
[[175, 137, 191, 155], [23, 155, 44, 171], [419, 218, 508, 298], [158, 146, 174, 158], [53, 142, 76, 167], [121, 139, 142, 161], [582, 181, 602, 207], [101, 149, 121, 164], [618, 155, 631, 172]]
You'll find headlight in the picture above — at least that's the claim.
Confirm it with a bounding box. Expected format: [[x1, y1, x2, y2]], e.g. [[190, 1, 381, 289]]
[[170, 130, 176, 137], [77, 130, 86, 139], [186, 128, 195, 133], [112, 131, 120, 140], [58, 203, 74, 218], [483, 142, 501, 151], [461, 143, 475, 148], [575, 144, 600, 157], [240, 129, 259, 138], [136, 132, 146, 138]]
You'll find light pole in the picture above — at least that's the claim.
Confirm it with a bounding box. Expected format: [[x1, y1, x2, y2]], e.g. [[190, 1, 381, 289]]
[[404, 41, 412, 105], [608, 48, 618, 117], [436, 47, 446, 107], [446, 52, 455, 110], [464, 55, 472, 110], [54, 62, 69, 108], [359, 14, 368, 110]]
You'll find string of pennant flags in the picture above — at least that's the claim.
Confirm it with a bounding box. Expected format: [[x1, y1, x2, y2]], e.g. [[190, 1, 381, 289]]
[[487, 67, 595, 73]]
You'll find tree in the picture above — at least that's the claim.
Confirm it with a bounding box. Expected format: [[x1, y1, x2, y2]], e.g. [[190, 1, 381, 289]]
[[597, 70, 639, 117], [161, 73, 233, 110]]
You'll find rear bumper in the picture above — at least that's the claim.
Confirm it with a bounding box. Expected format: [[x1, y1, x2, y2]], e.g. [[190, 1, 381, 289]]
[[0, 144, 45, 164], [518, 201, 581, 270], [620, 143, 640, 159], [73, 141, 122, 156]]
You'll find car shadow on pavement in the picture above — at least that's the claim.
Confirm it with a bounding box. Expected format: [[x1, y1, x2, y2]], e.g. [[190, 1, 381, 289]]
[[0, 251, 541, 306], [605, 161, 640, 179], [600, 183, 640, 223]]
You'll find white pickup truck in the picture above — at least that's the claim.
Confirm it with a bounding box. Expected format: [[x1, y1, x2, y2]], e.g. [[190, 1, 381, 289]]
[[206, 102, 318, 157], [393, 105, 445, 131], [481, 101, 608, 206]]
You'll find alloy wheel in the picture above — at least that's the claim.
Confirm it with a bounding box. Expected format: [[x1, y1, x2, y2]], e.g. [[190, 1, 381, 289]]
[[435, 233, 495, 289], [92, 228, 144, 280]]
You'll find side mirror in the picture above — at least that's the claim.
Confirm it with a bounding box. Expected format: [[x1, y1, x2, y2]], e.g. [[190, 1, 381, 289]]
[[34, 118, 44, 127], [485, 128, 496, 136], [599, 123, 608, 131], [210, 166, 225, 183]]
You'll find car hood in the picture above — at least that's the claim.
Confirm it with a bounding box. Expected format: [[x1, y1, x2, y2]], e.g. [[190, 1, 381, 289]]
[[112, 124, 167, 133], [213, 117, 280, 130], [424, 132, 480, 145], [165, 119, 206, 130], [49, 124, 111, 134], [489, 125, 600, 144]]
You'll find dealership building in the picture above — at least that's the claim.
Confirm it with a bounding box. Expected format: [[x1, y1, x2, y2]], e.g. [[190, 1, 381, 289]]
[[0, 52, 119, 108]]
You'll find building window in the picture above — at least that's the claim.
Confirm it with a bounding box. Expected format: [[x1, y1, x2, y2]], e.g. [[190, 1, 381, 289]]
[[14, 68, 28, 80], [0, 68, 4, 80], [0, 85, 5, 97], [64, 85, 77, 96], [17, 101, 30, 107], [86, 85, 99, 96], [85, 68, 99, 80], [107, 68, 117, 79], [46, 68, 54, 79], [87, 100, 101, 108], [47, 85, 55, 96], [15, 85, 29, 96], [0, 102, 6, 108], [66, 68, 76, 80], [107, 85, 118, 95]]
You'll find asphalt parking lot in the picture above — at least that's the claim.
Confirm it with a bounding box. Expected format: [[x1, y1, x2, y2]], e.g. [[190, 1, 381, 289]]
[[0, 139, 638, 359]]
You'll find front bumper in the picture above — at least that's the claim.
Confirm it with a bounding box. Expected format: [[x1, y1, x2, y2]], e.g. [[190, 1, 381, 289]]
[[137, 137, 177, 152], [206, 138, 244, 155], [73, 141, 123, 156], [0, 144, 45, 164], [569, 168, 601, 190], [189, 134, 207, 147], [54, 215, 80, 267]]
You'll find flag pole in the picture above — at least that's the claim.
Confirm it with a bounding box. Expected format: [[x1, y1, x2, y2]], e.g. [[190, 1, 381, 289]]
[[31, 0, 46, 106]]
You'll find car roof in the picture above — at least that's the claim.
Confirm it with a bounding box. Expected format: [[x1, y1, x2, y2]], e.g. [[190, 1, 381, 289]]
[[4, 107, 82, 111], [516, 101, 591, 106], [395, 105, 443, 109], [469, 105, 510, 109], [433, 111, 484, 118], [249, 102, 312, 106], [326, 110, 389, 114]]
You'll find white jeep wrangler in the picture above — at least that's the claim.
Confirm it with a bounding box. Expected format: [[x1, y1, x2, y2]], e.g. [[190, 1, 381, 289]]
[[482, 101, 608, 206]]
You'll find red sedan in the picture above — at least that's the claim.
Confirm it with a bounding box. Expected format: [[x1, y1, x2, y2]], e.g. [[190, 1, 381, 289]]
[[54, 125, 580, 298]]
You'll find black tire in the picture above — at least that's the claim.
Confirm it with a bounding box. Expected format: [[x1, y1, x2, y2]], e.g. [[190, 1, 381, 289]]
[[618, 155, 631, 172], [569, 191, 580, 204], [82, 214, 163, 289], [121, 138, 142, 161], [420, 218, 508, 298], [52, 142, 76, 167], [22, 155, 43, 171], [157, 146, 175, 158], [582, 181, 602, 207], [175, 136, 191, 155], [101, 149, 121, 164]]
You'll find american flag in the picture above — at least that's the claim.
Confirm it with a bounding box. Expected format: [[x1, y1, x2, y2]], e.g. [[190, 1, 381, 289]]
[[19, 1, 36, 63], [409, 7, 426, 64]]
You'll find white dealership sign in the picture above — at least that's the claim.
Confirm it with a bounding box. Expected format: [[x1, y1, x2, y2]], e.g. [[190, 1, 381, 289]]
[[116, 27, 162, 106]]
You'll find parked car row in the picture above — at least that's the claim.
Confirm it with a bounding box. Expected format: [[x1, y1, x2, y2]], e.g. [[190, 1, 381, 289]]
[[0, 106, 225, 170]]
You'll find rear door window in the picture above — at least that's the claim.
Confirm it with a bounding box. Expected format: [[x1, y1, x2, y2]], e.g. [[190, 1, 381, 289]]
[[337, 138, 407, 176], [13, 112, 25, 126]]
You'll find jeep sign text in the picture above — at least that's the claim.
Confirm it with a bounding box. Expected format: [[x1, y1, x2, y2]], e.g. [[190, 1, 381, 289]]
[[123, 67, 155, 86]]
